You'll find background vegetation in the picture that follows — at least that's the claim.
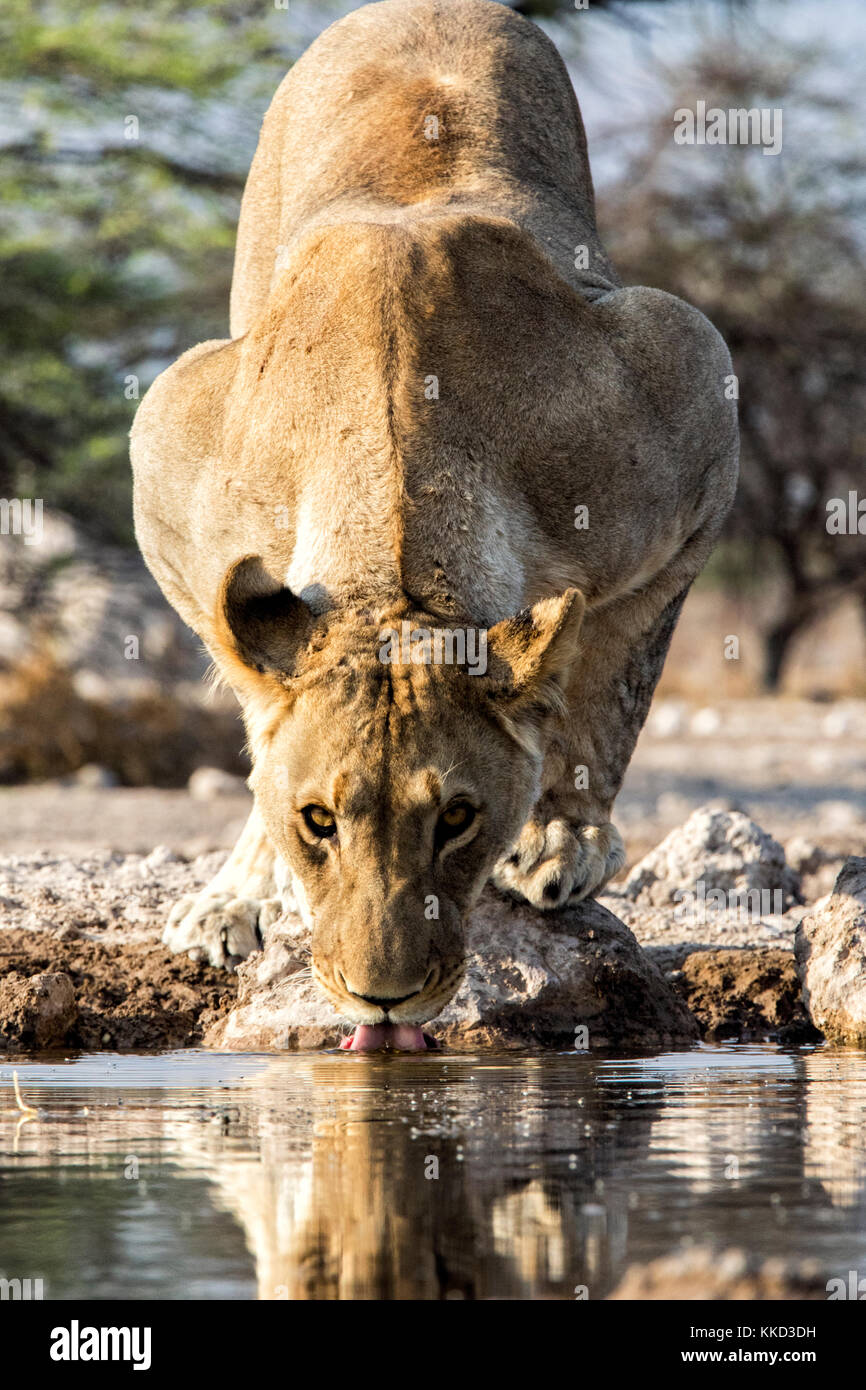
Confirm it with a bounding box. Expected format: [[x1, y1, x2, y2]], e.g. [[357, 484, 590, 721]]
[[1, 0, 863, 696]]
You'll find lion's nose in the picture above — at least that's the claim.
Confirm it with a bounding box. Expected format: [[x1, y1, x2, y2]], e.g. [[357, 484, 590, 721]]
[[337, 966, 436, 1010], [353, 990, 419, 1009]]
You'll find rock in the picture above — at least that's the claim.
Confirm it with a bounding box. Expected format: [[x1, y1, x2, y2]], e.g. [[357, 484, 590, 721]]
[[815, 799, 860, 832], [607, 1245, 827, 1300], [796, 857, 866, 1043], [0, 971, 77, 1048], [623, 806, 801, 911], [188, 766, 248, 800], [205, 887, 698, 1051], [71, 762, 118, 789], [646, 699, 687, 738], [673, 948, 819, 1043], [207, 916, 346, 1051], [785, 836, 847, 902], [141, 845, 182, 870], [52, 925, 81, 942], [822, 708, 855, 738], [784, 837, 826, 877], [689, 706, 722, 736]]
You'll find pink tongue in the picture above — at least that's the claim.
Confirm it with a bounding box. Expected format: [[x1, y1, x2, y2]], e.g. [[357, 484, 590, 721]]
[[340, 1023, 429, 1052]]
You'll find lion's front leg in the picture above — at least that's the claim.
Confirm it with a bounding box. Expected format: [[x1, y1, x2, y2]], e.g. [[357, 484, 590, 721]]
[[164, 804, 284, 969], [494, 570, 697, 911]]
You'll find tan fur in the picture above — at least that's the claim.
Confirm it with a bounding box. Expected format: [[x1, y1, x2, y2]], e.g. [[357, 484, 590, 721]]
[[130, 0, 738, 1022]]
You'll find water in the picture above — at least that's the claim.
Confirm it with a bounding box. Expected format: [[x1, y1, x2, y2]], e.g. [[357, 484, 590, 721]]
[[1, 1044, 865, 1300]]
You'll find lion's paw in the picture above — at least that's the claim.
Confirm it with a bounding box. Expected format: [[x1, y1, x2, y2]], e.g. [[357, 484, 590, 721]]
[[163, 892, 283, 970], [492, 818, 625, 910]]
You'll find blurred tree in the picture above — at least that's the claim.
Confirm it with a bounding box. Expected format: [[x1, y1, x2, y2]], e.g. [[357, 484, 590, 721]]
[[0, 0, 335, 543], [600, 45, 866, 688]]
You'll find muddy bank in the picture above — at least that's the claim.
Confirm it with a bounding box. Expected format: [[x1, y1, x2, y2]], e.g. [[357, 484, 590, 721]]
[[0, 922, 811, 1053], [671, 948, 819, 1044], [0, 929, 236, 1050]]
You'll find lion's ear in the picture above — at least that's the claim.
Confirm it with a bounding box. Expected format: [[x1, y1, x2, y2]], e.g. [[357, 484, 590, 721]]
[[214, 555, 315, 686], [485, 588, 585, 712]]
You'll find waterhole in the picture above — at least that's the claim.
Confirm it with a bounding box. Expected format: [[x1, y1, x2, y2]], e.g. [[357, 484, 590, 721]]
[[1, 1044, 864, 1300]]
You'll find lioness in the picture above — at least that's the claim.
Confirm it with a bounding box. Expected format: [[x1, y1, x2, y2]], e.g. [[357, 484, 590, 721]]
[[131, 0, 738, 1048]]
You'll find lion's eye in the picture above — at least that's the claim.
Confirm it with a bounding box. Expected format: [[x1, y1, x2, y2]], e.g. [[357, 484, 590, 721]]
[[436, 800, 476, 847], [302, 805, 337, 839]]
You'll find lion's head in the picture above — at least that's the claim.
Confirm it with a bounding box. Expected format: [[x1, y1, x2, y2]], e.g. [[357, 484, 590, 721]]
[[212, 557, 584, 1033]]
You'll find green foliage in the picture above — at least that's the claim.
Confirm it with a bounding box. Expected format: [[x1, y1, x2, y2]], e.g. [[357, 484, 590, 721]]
[[0, 0, 324, 542]]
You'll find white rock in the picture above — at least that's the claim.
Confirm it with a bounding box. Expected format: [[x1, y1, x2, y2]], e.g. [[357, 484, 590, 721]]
[[796, 858, 866, 1043], [187, 766, 248, 800], [72, 670, 114, 703], [647, 700, 687, 738], [784, 837, 825, 877], [141, 844, 181, 871], [623, 806, 801, 910], [689, 707, 722, 737], [822, 709, 854, 739], [73, 763, 118, 789]]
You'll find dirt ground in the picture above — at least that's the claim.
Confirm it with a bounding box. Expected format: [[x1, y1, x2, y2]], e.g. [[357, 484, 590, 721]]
[[672, 948, 820, 1044], [0, 695, 862, 1051], [0, 844, 240, 1049], [0, 929, 236, 1049]]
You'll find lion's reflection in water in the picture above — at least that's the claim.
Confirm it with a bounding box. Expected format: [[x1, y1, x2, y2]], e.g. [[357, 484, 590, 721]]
[[5, 1049, 866, 1299], [174, 1054, 659, 1299], [173, 1050, 866, 1299]]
